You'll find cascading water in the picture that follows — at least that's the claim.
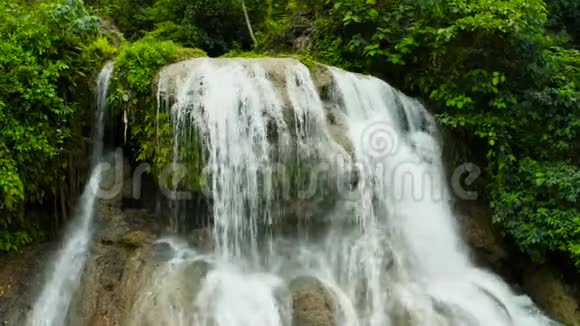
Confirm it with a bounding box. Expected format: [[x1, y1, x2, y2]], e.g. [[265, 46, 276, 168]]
[[128, 58, 556, 326], [27, 62, 114, 326]]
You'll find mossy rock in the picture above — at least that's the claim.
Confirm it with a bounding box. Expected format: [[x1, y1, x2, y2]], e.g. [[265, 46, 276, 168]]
[[119, 230, 153, 249], [289, 276, 335, 326], [177, 47, 208, 61], [523, 266, 580, 326]]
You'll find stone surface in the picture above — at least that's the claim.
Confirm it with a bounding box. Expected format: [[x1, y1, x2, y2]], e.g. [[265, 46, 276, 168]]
[[457, 200, 580, 325], [523, 266, 580, 326], [119, 229, 153, 248], [66, 203, 160, 326], [0, 242, 53, 324], [290, 276, 335, 326], [456, 200, 509, 272], [90, 315, 114, 326]]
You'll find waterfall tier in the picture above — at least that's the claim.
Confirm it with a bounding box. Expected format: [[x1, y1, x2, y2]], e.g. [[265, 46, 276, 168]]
[[123, 58, 555, 326]]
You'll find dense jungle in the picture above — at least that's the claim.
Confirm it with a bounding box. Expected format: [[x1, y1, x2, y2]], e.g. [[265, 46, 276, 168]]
[[0, 0, 578, 325]]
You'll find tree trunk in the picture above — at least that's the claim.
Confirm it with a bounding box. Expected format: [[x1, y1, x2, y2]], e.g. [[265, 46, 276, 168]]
[[240, 0, 257, 47]]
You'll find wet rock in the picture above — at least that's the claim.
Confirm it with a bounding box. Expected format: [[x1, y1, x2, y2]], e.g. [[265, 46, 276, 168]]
[[123, 259, 210, 326], [523, 266, 580, 326], [310, 63, 334, 99], [97, 17, 123, 47], [0, 243, 53, 324], [327, 118, 353, 156], [68, 238, 154, 325], [455, 201, 509, 275], [191, 227, 213, 250], [91, 315, 114, 326], [456, 200, 580, 324], [264, 10, 315, 53], [66, 202, 160, 325], [179, 260, 211, 303], [119, 230, 153, 248], [391, 305, 450, 326], [289, 276, 335, 326]]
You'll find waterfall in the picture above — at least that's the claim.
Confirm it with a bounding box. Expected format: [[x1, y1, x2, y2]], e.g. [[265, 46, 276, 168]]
[[27, 62, 114, 326], [127, 58, 556, 325]]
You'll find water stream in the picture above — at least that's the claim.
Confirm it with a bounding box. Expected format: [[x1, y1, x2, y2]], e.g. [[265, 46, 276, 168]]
[[27, 62, 114, 326], [127, 58, 557, 326]]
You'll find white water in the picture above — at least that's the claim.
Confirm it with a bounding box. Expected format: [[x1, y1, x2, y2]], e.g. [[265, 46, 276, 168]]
[[27, 62, 114, 326], [129, 58, 556, 326]]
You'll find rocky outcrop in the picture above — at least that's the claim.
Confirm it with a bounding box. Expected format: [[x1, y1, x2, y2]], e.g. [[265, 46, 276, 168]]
[[66, 202, 160, 325], [290, 276, 335, 326], [2, 55, 580, 326], [523, 266, 580, 326], [0, 243, 53, 324], [457, 200, 580, 326], [263, 10, 315, 53], [455, 201, 510, 274]]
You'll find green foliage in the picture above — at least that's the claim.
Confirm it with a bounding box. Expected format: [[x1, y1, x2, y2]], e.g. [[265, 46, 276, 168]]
[[0, 0, 109, 251], [90, 0, 268, 55], [221, 50, 269, 58], [546, 0, 580, 44], [2, 0, 573, 269], [86, 0, 154, 39], [89, 0, 579, 267], [110, 37, 179, 171], [306, 0, 580, 266], [110, 38, 206, 189], [114, 37, 178, 94], [493, 159, 580, 263]]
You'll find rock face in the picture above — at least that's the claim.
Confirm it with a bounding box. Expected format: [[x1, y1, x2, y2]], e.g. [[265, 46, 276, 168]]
[[455, 201, 510, 274], [263, 10, 315, 53], [66, 201, 160, 325], [523, 266, 580, 326], [290, 276, 335, 326], [0, 243, 53, 324], [457, 200, 580, 326], [2, 56, 580, 326], [60, 153, 159, 325]]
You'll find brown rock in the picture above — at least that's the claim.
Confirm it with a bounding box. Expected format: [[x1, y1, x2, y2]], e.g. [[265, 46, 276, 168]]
[[91, 315, 114, 326], [119, 230, 153, 248], [456, 201, 509, 271], [290, 276, 335, 326], [523, 266, 580, 326]]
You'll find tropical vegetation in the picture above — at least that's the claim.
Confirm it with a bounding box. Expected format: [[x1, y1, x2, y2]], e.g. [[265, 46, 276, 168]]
[[0, 0, 578, 271]]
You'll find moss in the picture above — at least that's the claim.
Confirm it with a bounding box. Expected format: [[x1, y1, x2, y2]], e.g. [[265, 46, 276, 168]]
[[176, 47, 208, 61], [113, 38, 179, 94], [107, 37, 212, 194], [109, 42, 326, 196], [294, 53, 317, 70], [86, 36, 121, 62], [220, 50, 270, 58], [119, 230, 152, 248]]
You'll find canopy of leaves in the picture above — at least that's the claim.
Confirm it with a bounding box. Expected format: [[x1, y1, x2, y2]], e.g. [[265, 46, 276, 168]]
[[108, 37, 206, 190], [0, 0, 111, 250], [89, 0, 267, 56], [1, 0, 578, 272], [287, 0, 579, 266]]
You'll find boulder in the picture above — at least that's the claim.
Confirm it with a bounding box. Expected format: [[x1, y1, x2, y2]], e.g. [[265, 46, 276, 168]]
[[523, 266, 580, 326], [90, 315, 114, 326], [119, 230, 153, 249], [289, 276, 335, 326], [456, 201, 509, 272], [66, 203, 160, 325], [456, 200, 580, 325]]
